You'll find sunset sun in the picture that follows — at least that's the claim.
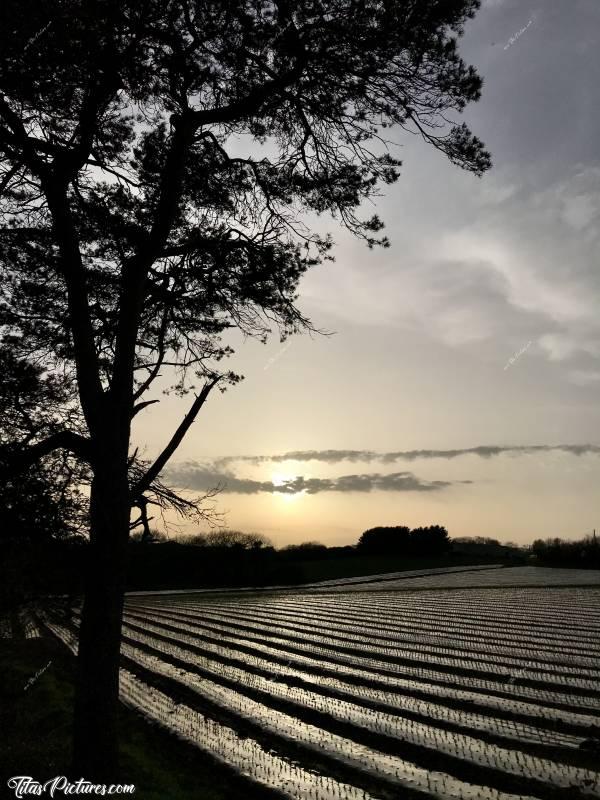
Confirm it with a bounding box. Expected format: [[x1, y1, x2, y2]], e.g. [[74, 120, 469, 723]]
[[271, 471, 303, 502]]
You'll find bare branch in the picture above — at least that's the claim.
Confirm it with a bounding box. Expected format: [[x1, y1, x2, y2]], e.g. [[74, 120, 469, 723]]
[[131, 399, 159, 418], [132, 375, 221, 496]]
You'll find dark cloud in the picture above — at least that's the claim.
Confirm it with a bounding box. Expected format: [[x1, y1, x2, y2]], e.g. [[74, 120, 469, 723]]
[[164, 465, 274, 495], [164, 465, 465, 495], [214, 444, 600, 467]]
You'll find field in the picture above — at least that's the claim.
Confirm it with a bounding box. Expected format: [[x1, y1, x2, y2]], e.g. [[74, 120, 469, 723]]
[[46, 565, 600, 800]]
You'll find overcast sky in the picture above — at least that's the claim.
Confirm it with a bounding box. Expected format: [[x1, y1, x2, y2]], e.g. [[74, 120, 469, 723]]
[[134, 0, 600, 547]]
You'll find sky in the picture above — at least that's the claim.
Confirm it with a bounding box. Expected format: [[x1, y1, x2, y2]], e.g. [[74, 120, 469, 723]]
[[134, 0, 600, 547]]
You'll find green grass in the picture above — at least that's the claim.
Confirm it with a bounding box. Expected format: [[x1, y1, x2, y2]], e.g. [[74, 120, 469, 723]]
[[0, 632, 271, 800]]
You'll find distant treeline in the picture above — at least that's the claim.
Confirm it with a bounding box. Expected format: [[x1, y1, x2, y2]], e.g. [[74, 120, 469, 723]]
[[7, 515, 595, 604], [531, 536, 600, 569], [1, 523, 535, 607]]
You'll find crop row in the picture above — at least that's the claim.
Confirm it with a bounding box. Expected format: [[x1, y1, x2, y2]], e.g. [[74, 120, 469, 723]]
[[120, 669, 379, 800], [120, 638, 549, 800], [325, 591, 600, 630], [158, 590, 600, 649], [48, 577, 600, 800], [138, 599, 599, 670], [118, 609, 600, 733], [211, 596, 600, 653], [131, 602, 600, 675], [120, 618, 587, 756], [121, 610, 600, 730], [372, 587, 600, 616], [298, 565, 506, 589], [46, 619, 379, 800], [122, 615, 580, 750], [124, 607, 600, 706], [307, 568, 600, 593]]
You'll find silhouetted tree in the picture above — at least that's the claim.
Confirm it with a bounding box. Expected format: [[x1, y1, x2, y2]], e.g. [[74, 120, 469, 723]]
[[410, 525, 451, 554], [532, 536, 600, 568], [452, 536, 525, 561], [0, 0, 489, 777], [178, 532, 209, 546], [282, 541, 328, 559], [0, 347, 88, 543], [453, 536, 501, 546], [357, 524, 450, 555], [358, 525, 412, 553], [204, 529, 271, 549], [0, 348, 88, 609]]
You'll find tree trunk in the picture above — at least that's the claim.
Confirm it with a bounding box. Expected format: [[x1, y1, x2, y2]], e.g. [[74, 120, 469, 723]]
[[72, 456, 130, 782]]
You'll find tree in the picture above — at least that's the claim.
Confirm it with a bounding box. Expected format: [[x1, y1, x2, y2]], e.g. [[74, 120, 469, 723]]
[[203, 529, 272, 549], [0, 346, 88, 609], [410, 524, 451, 554], [531, 536, 600, 568], [0, 0, 490, 778], [357, 524, 450, 554], [0, 346, 88, 544], [281, 541, 328, 559], [357, 525, 412, 553]]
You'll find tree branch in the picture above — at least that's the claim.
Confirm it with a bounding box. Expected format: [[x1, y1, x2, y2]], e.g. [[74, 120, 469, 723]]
[[0, 430, 92, 474], [109, 118, 197, 412], [43, 184, 105, 430], [131, 375, 220, 497], [0, 96, 50, 176], [131, 399, 159, 418], [182, 47, 307, 128]]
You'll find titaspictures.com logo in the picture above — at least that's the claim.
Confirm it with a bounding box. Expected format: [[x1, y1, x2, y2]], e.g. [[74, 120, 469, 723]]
[[7, 777, 135, 797]]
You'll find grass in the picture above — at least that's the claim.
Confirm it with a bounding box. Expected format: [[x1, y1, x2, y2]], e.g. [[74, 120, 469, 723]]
[[285, 552, 506, 584], [0, 631, 276, 800]]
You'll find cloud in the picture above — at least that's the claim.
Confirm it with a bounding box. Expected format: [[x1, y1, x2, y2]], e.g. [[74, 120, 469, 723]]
[[164, 465, 274, 495], [301, 164, 600, 372], [214, 443, 600, 467], [568, 370, 600, 387], [436, 173, 600, 360], [165, 441, 600, 494], [164, 464, 466, 495]]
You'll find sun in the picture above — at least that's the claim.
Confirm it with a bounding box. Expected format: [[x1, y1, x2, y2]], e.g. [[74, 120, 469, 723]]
[[271, 471, 289, 487], [270, 472, 303, 502]]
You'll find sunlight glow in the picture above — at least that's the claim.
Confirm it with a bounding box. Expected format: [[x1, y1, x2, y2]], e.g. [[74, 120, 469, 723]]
[[271, 472, 303, 502], [270, 472, 289, 487]]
